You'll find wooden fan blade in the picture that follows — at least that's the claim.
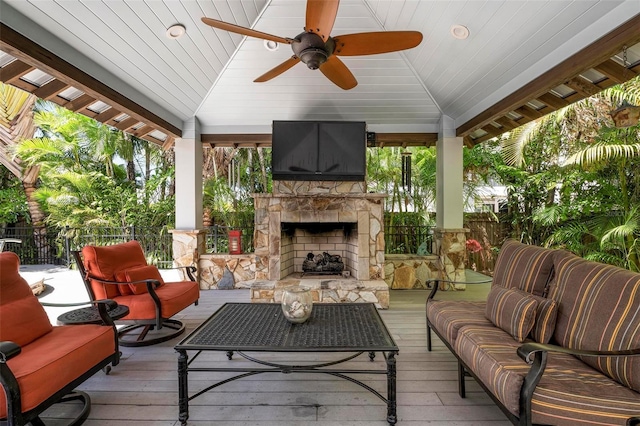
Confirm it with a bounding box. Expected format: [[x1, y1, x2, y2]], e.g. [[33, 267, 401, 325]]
[[319, 56, 357, 90], [305, 0, 340, 41], [333, 31, 423, 56], [254, 56, 301, 82], [201, 17, 292, 44]]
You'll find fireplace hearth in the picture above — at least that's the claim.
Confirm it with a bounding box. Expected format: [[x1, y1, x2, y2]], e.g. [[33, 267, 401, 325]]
[[302, 252, 344, 276]]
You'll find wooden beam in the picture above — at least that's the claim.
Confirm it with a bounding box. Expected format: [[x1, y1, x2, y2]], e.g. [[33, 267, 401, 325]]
[[565, 76, 601, 97], [93, 107, 121, 123], [131, 125, 155, 138], [0, 59, 33, 83], [113, 117, 139, 131], [202, 134, 272, 146], [494, 116, 521, 131], [373, 133, 438, 147], [62, 93, 95, 112], [0, 23, 181, 138], [32, 79, 68, 100], [514, 105, 543, 121], [536, 92, 569, 110], [456, 14, 640, 137], [593, 58, 636, 84]]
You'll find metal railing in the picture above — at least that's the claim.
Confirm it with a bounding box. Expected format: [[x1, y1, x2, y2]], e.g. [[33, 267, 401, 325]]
[[0, 225, 254, 267]]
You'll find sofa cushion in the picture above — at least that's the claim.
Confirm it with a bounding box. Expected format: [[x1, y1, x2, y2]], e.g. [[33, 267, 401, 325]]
[[426, 300, 492, 346], [531, 351, 640, 426], [0, 324, 115, 418], [549, 250, 640, 393], [529, 295, 558, 344], [115, 265, 165, 295], [0, 252, 53, 347], [455, 325, 640, 424], [82, 241, 148, 299], [455, 325, 527, 415], [493, 239, 555, 296], [485, 286, 538, 342]]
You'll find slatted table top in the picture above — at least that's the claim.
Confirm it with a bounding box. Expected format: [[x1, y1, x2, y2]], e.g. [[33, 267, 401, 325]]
[[175, 302, 398, 352]]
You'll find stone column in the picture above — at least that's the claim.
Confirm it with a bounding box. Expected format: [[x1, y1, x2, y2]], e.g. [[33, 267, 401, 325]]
[[172, 117, 205, 285], [435, 116, 468, 288], [433, 228, 467, 288], [170, 229, 207, 286]]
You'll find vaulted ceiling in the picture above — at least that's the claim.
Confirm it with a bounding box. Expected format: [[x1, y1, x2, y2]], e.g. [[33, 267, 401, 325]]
[[1, 0, 639, 148]]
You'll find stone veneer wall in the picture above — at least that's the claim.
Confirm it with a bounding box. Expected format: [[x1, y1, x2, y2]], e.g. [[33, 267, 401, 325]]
[[252, 181, 385, 281]]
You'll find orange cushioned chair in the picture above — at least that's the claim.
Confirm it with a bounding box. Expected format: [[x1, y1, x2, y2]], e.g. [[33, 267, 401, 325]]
[[73, 241, 199, 347], [0, 251, 119, 426]]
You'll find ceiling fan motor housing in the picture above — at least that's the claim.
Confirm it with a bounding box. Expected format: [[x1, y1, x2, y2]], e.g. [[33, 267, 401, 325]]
[[293, 32, 335, 70]]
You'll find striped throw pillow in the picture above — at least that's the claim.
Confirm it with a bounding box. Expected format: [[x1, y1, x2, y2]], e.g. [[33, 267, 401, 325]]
[[529, 296, 558, 344], [486, 285, 538, 343]]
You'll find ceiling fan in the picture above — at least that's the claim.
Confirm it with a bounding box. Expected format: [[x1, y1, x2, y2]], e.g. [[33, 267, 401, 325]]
[[201, 0, 423, 90]]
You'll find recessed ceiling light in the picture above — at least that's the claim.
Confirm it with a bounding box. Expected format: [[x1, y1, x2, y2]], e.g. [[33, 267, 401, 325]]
[[263, 39, 279, 51], [450, 24, 469, 40], [166, 24, 186, 39]]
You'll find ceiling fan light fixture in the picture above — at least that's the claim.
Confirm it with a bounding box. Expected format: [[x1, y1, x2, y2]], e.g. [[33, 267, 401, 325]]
[[166, 24, 186, 39], [263, 40, 279, 51], [299, 48, 328, 70], [450, 24, 469, 40]]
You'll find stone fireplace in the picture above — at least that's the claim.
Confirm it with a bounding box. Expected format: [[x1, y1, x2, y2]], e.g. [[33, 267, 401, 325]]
[[252, 181, 385, 281], [250, 180, 390, 308]]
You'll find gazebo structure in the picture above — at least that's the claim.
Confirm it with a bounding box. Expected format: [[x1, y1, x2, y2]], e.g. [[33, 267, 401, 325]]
[[1, 1, 640, 287]]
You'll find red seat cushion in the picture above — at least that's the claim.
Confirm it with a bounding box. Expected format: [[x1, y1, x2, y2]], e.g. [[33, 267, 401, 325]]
[[0, 324, 115, 418], [113, 280, 199, 320]]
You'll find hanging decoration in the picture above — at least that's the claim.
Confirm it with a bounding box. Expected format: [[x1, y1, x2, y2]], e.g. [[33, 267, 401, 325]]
[[401, 151, 412, 192], [611, 45, 640, 128]]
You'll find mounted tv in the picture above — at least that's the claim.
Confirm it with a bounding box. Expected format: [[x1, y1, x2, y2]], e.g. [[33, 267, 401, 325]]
[[272, 120, 366, 181]]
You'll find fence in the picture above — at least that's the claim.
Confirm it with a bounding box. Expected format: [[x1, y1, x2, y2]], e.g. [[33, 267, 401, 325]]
[[2, 215, 508, 270], [465, 213, 510, 275], [0, 225, 254, 267]]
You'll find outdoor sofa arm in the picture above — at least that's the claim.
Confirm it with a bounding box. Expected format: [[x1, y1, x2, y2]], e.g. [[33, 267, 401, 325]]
[[426, 278, 492, 300], [515, 342, 640, 426], [517, 342, 640, 364], [39, 298, 120, 326]]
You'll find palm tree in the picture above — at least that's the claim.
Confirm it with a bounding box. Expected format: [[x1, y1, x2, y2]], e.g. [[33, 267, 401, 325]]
[[0, 83, 51, 259], [500, 76, 640, 268]]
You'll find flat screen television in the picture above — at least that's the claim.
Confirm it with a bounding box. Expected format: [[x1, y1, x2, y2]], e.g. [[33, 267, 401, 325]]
[[271, 120, 366, 181]]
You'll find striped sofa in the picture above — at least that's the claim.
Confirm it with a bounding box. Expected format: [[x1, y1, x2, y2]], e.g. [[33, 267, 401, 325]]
[[426, 239, 640, 426]]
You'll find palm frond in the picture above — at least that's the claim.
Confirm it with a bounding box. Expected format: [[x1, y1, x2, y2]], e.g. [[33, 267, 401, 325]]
[[564, 142, 640, 166]]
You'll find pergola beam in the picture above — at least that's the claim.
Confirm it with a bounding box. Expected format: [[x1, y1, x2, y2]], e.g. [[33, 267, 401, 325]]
[[457, 14, 640, 140]]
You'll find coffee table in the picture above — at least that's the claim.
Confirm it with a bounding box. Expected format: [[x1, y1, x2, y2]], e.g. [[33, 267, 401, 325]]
[[175, 302, 399, 425]]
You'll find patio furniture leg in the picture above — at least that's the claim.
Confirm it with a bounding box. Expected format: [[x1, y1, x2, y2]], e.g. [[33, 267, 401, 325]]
[[386, 352, 397, 425], [177, 350, 189, 425]]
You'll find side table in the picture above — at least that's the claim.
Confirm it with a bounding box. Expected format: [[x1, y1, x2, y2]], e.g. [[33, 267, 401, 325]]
[[57, 304, 129, 325]]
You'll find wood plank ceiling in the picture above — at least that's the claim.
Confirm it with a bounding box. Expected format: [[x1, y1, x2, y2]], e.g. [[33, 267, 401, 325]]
[[0, 1, 639, 149]]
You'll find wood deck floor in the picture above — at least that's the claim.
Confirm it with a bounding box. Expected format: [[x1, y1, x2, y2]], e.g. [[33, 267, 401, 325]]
[[39, 286, 511, 426]]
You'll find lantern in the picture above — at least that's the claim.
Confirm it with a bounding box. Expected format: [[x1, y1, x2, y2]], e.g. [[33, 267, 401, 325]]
[[229, 230, 243, 254]]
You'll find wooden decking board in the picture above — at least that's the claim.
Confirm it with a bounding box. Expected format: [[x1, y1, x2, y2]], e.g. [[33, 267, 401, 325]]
[[38, 287, 509, 425]]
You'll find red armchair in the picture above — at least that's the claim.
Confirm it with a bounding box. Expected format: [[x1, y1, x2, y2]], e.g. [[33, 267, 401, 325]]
[[73, 241, 199, 347], [0, 252, 119, 426]]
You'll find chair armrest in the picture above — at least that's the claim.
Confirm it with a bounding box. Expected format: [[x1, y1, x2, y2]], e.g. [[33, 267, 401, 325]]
[[40, 298, 118, 310], [0, 342, 21, 362], [518, 342, 640, 364], [165, 265, 197, 281]]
